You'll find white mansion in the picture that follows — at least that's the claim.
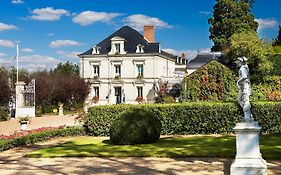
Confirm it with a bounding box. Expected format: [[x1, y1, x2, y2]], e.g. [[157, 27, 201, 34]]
[[79, 26, 187, 105]]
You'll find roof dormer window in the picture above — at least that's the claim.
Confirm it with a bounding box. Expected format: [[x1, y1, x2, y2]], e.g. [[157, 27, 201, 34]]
[[136, 44, 144, 53], [92, 46, 101, 54], [115, 43, 120, 54], [109, 36, 126, 55]]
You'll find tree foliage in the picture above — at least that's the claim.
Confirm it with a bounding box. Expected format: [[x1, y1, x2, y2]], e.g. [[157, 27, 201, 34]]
[[0, 76, 11, 106], [29, 71, 89, 107], [51, 61, 79, 76], [182, 60, 237, 102], [229, 30, 273, 77], [273, 25, 281, 46], [208, 0, 258, 52]]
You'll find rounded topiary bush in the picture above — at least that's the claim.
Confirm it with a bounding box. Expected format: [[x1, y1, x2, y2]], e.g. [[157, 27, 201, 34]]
[[109, 108, 162, 145]]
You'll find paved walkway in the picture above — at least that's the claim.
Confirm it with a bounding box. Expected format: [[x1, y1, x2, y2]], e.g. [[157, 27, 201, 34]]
[[0, 137, 280, 175], [0, 114, 80, 135]]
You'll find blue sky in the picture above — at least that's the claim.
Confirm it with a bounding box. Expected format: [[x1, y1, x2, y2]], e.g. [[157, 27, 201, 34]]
[[0, 0, 280, 71]]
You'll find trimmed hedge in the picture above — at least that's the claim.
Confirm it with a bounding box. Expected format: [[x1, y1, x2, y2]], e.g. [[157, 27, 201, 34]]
[[84, 102, 281, 136], [0, 127, 86, 152]]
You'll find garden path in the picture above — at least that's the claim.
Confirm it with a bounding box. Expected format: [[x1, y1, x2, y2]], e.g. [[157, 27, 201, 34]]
[[0, 114, 80, 135], [0, 137, 280, 175]]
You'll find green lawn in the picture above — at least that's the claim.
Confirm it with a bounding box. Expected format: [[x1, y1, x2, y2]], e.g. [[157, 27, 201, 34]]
[[25, 134, 281, 159]]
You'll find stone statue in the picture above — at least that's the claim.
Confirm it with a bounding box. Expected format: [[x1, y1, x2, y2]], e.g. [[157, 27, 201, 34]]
[[237, 57, 254, 122]]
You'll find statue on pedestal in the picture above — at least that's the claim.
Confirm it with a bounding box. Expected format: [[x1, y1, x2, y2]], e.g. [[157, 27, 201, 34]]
[[237, 57, 254, 122]]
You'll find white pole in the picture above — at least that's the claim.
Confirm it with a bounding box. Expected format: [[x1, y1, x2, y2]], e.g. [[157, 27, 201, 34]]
[[16, 44, 19, 82]]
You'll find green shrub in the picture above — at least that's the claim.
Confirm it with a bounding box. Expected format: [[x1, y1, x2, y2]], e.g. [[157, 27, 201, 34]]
[[84, 102, 281, 136], [110, 108, 161, 145], [252, 76, 281, 101], [0, 106, 9, 121], [182, 60, 238, 102], [35, 105, 42, 117], [0, 127, 86, 152], [41, 104, 58, 114]]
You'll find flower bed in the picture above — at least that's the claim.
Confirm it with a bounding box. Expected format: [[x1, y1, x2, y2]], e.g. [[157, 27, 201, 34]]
[[0, 126, 86, 152], [0, 125, 66, 140]]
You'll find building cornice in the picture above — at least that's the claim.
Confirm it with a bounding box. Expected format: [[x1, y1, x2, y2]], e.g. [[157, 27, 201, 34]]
[[78, 53, 175, 62]]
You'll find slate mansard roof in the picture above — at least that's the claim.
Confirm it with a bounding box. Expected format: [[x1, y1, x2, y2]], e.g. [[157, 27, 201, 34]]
[[79, 26, 177, 60], [187, 52, 222, 69]]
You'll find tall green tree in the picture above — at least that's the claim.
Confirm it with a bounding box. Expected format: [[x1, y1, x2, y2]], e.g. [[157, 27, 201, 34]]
[[208, 0, 258, 52], [273, 25, 281, 46], [51, 61, 79, 76]]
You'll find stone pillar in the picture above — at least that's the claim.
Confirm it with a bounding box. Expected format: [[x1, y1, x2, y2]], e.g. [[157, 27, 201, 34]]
[[15, 81, 26, 118], [230, 122, 267, 175]]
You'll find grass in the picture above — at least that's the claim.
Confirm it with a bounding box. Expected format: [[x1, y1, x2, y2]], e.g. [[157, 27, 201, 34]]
[[25, 134, 281, 159]]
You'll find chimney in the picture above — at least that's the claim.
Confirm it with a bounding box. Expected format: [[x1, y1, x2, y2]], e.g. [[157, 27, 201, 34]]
[[144, 26, 155, 43]]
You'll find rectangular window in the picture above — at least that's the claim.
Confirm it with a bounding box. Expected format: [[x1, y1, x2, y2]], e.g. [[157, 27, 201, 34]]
[[93, 87, 99, 97], [137, 64, 143, 78], [115, 65, 121, 77], [115, 43, 120, 53], [93, 65, 99, 77], [137, 87, 143, 97]]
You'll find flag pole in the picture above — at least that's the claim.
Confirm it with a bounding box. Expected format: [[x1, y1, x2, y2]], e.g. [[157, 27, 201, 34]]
[[16, 44, 19, 82]]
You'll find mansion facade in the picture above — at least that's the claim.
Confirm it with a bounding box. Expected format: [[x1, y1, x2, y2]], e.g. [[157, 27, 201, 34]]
[[79, 26, 186, 105]]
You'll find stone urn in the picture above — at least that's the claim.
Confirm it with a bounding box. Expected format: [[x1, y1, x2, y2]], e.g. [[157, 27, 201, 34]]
[[20, 121, 28, 131], [18, 116, 30, 131]]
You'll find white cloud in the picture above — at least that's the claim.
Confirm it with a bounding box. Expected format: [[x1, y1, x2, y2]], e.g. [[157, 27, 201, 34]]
[[21, 48, 34, 52], [0, 52, 6, 57], [19, 55, 61, 72], [163, 48, 198, 61], [47, 33, 54, 36], [72, 11, 122, 26], [0, 22, 17, 31], [255, 18, 278, 32], [49, 40, 82, 48], [56, 50, 81, 59], [11, 0, 24, 4], [0, 39, 15, 47], [30, 7, 69, 21], [124, 14, 172, 31], [199, 11, 211, 16]]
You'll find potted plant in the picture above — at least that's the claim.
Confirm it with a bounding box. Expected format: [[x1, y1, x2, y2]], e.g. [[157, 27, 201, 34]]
[[93, 75, 99, 81], [135, 96, 144, 104], [92, 96, 99, 104], [18, 115, 30, 131], [114, 75, 121, 80]]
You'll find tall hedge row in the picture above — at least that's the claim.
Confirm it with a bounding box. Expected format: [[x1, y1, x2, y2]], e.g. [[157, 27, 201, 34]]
[[84, 102, 281, 136]]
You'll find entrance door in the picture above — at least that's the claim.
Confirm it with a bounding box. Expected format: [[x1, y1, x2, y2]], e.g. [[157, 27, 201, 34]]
[[114, 87, 122, 104]]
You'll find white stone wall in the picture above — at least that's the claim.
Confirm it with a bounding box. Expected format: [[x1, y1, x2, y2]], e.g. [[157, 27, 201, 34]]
[[81, 54, 176, 105]]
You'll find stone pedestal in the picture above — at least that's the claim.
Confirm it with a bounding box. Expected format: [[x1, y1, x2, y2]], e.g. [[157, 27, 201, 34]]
[[58, 104, 64, 116], [15, 81, 26, 118], [230, 122, 267, 175]]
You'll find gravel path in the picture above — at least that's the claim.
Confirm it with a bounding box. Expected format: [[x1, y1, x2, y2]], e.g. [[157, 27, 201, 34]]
[[0, 137, 280, 175]]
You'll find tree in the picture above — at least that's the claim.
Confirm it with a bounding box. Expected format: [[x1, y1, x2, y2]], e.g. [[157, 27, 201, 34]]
[[51, 61, 79, 76], [0, 75, 11, 106], [273, 25, 281, 46], [208, 0, 258, 52], [30, 71, 90, 109], [229, 30, 273, 77]]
